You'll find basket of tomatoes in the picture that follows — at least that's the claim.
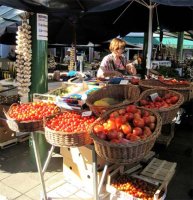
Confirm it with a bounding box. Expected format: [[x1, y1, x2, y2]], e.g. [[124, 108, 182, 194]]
[[139, 79, 192, 103], [137, 88, 184, 125], [89, 105, 162, 164], [86, 84, 140, 116], [3, 102, 61, 132], [44, 110, 96, 147]]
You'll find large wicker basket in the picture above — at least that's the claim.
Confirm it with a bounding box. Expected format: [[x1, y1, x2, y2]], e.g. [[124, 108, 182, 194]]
[[44, 112, 93, 147], [86, 84, 140, 116], [139, 79, 165, 91], [89, 106, 162, 164], [138, 88, 184, 125], [3, 103, 60, 132], [139, 79, 192, 103]]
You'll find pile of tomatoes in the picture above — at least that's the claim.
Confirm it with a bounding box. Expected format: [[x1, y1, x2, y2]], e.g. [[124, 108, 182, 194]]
[[112, 174, 158, 200], [160, 78, 190, 85], [93, 105, 157, 143], [45, 111, 96, 133], [139, 93, 179, 109], [8, 102, 60, 121]]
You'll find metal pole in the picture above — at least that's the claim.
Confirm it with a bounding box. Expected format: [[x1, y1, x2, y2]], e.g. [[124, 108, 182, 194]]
[[31, 132, 47, 200], [42, 145, 55, 175], [29, 13, 48, 97], [176, 32, 184, 61], [98, 164, 108, 195], [146, 3, 153, 75], [92, 146, 99, 200]]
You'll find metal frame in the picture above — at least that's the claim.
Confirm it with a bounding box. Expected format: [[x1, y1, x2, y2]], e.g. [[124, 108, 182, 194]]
[[30, 131, 107, 200]]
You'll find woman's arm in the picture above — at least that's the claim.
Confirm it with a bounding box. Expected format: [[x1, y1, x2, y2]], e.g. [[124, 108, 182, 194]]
[[97, 67, 123, 78]]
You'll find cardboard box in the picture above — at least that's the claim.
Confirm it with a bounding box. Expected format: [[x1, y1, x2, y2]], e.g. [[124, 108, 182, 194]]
[[63, 157, 117, 195], [63, 158, 83, 184], [60, 145, 106, 171]]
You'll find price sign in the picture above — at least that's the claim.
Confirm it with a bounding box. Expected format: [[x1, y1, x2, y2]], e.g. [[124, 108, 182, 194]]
[[120, 80, 129, 85], [82, 111, 92, 117], [149, 93, 159, 101], [37, 13, 48, 40]]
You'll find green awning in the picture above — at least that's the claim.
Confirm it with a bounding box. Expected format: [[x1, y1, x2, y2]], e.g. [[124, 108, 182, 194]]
[[123, 36, 193, 49]]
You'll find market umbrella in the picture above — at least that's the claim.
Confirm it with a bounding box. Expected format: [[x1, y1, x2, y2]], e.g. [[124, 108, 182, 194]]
[[0, 1, 192, 45], [104, 0, 193, 69], [0, 23, 19, 45], [0, 0, 193, 65]]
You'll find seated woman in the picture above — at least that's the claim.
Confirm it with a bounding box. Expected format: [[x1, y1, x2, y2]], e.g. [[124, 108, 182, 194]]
[[97, 38, 137, 78]]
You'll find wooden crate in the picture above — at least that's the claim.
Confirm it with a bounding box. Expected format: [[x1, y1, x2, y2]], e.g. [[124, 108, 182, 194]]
[[0, 138, 17, 149], [33, 93, 56, 103], [140, 158, 177, 184], [106, 166, 165, 200]]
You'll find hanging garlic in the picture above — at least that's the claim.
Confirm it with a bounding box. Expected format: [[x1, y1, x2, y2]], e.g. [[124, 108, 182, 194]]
[[14, 12, 32, 97]]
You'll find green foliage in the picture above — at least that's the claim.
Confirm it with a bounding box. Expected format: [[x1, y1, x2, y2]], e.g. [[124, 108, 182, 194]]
[[157, 66, 179, 78]]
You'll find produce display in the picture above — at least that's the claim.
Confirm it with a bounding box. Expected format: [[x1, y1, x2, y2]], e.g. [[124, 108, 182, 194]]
[[159, 78, 190, 85], [139, 93, 179, 109], [93, 105, 157, 143], [93, 97, 121, 107], [49, 85, 81, 97], [45, 111, 96, 133], [7, 102, 60, 121], [130, 77, 140, 85], [111, 174, 160, 200]]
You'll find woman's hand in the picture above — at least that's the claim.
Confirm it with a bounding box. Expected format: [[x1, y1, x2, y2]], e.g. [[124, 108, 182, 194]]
[[103, 71, 123, 77], [126, 63, 137, 75]]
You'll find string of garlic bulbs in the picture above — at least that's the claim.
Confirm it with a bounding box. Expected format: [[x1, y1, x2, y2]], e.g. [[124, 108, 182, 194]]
[[68, 47, 75, 71], [15, 12, 32, 96]]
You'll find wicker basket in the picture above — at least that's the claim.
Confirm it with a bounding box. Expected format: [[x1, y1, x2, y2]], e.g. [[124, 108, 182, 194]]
[[86, 84, 140, 116], [4, 111, 44, 132], [89, 106, 162, 164], [139, 79, 192, 103], [44, 112, 93, 147], [3, 103, 60, 132], [138, 88, 184, 125], [139, 79, 165, 91]]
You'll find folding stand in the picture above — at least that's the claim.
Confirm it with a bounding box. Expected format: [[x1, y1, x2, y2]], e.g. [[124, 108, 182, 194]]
[[31, 131, 105, 200]]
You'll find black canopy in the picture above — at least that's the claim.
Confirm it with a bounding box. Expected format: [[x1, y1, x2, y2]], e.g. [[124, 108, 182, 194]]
[[0, 0, 192, 45]]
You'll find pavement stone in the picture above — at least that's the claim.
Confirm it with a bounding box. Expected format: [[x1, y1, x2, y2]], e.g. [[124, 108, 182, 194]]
[[14, 195, 33, 200], [1, 172, 40, 193], [0, 182, 21, 199], [0, 170, 11, 181]]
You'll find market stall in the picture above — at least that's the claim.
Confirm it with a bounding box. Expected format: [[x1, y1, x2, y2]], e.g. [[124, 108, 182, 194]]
[[0, 1, 192, 200], [2, 75, 191, 199]]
